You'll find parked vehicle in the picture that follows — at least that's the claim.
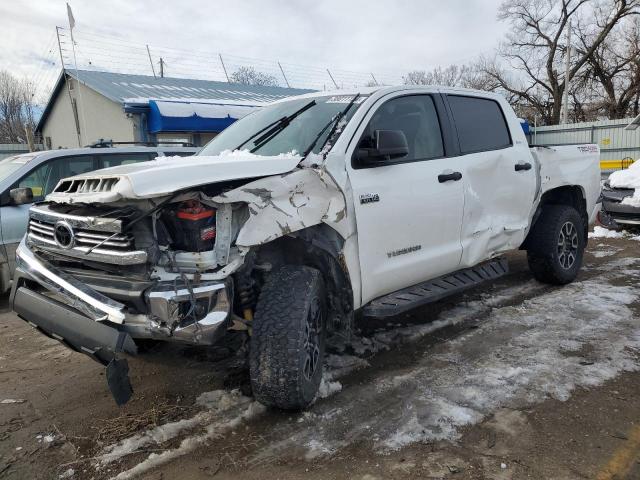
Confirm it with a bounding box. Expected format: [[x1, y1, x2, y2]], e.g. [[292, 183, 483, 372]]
[[10, 87, 600, 409], [0, 145, 198, 292], [598, 160, 640, 230]]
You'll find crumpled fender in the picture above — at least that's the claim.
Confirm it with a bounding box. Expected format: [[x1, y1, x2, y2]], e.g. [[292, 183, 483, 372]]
[[212, 167, 348, 246]]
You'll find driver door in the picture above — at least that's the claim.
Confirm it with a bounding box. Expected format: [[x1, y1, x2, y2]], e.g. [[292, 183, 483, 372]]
[[347, 94, 465, 305]]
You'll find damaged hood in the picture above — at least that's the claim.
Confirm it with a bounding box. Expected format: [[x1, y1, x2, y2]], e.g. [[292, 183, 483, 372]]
[[45, 153, 302, 203]]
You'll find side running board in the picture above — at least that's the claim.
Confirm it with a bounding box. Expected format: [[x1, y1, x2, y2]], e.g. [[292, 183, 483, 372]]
[[363, 257, 509, 318]]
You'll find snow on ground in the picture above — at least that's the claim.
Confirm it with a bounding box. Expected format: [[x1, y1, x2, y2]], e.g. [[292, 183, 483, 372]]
[[247, 258, 640, 461], [590, 226, 640, 241], [98, 390, 265, 479], [100, 257, 640, 476], [589, 226, 626, 239]]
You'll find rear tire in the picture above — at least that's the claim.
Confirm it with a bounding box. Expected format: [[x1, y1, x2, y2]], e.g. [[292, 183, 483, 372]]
[[526, 205, 585, 285], [249, 265, 326, 410]]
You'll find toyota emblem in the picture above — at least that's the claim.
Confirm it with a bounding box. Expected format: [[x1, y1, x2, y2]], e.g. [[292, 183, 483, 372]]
[[53, 221, 75, 249]]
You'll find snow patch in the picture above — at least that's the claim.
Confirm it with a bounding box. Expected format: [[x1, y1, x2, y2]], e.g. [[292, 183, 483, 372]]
[[58, 468, 75, 479], [109, 401, 265, 480], [98, 390, 262, 471], [1, 398, 26, 404], [317, 376, 342, 399], [589, 226, 626, 239]]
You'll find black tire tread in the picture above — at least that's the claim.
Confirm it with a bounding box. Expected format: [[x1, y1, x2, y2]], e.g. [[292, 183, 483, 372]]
[[249, 265, 325, 410], [526, 204, 584, 285]]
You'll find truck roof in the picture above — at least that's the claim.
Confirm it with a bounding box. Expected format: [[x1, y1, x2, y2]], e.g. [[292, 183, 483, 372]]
[[271, 85, 506, 105]]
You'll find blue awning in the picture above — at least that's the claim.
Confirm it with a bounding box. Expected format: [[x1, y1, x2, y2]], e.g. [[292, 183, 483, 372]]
[[147, 100, 259, 133]]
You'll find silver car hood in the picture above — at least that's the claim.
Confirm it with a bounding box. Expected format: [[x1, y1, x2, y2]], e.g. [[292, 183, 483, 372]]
[[45, 153, 302, 203]]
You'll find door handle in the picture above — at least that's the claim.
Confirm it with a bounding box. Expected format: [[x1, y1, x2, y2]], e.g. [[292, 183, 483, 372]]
[[438, 171, 462, 183], [515, 162, 532, 171]]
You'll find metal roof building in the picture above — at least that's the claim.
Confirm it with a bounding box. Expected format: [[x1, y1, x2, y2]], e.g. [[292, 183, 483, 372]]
[[36, 69, 313, 149]]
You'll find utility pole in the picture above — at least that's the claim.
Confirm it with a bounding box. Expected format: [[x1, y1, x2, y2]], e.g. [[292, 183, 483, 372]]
[[278, 61, 290, 88], [219, 54, 229, 82], [56, 25, 82, 147], [326, 69, 339, 89], [146, 45, 156, 78], [159, 57, 165, 78], [561, 19, 572, 124]]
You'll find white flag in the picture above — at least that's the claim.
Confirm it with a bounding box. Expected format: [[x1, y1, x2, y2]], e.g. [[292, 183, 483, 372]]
[[66, 3, 75, 30]]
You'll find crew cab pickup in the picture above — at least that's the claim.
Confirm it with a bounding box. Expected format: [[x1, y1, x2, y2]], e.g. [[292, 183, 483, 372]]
[[10, 86, 601, 409]]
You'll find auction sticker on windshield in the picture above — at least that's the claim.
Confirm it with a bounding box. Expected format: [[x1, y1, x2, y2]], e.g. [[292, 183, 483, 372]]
[[326, 95, 367, 104]]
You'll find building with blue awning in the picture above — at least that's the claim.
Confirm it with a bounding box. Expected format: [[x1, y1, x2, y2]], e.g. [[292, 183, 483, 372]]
[[35, 69, 313, 149]]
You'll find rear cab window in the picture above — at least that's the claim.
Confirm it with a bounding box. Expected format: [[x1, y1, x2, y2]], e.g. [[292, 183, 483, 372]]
[[447, 95, 512, 154]]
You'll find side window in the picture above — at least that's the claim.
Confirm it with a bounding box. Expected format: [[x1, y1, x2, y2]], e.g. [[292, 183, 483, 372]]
[[16, 163, 53, 201], [15, 155, 97, 201], [357, 95, 444, 163], [99, 153, 155, 168], [448, 95, 511, 154]]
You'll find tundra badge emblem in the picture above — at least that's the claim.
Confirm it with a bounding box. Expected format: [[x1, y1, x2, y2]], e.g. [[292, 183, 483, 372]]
[[53, 221, 75, 249], [360, 193, 380, 204]]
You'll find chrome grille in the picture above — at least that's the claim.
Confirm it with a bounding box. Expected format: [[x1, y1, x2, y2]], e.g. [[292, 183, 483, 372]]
[[27, 210, 147, 265]]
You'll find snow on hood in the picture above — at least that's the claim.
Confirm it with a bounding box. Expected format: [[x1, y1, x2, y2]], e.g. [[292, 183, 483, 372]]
[[46, 150, 302, 203], [608, 160, 640, 207], [609, 159, 640, 189]]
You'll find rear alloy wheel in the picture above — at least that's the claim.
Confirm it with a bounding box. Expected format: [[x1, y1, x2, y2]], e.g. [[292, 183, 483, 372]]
[[527, 204, 585, 285], [249, 265, 326, 410], [557, 221, 579, 270]]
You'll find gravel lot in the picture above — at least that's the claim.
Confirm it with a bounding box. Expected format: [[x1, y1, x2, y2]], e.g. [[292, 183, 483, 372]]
[[1, 234, 640, 480]]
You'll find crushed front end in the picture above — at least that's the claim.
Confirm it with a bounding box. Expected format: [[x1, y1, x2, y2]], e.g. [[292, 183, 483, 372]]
[[599, 184, 640, 230], [11, 196, 243, 405]]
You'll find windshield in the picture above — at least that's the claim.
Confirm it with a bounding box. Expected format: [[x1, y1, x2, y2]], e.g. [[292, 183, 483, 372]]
[[199, 94, 367, 158], [0, 154, 38, 182]]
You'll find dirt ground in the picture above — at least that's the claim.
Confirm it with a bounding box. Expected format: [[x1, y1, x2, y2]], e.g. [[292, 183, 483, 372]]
[[1, 235, 640, 480]]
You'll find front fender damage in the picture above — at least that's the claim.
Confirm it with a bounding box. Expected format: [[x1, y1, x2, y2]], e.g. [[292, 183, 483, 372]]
[[212, 167, 349, 247]]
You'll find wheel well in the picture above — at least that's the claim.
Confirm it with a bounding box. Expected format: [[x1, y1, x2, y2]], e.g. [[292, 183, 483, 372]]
[[522, 186, 589, 249], [246, 225, 354, 335]]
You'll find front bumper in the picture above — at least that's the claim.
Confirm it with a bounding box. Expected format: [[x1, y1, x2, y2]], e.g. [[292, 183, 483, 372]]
[[600, 198, 640, 229], [10, 239, 234, 403]]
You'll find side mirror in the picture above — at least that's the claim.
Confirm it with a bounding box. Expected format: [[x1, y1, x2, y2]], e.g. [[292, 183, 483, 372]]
[[357, 130, 409, 162], [9, 187, 34, 206]]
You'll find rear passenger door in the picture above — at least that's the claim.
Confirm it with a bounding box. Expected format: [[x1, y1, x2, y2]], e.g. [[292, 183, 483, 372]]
[[348, 94, 465, 305], [444, 94, 537, 267]]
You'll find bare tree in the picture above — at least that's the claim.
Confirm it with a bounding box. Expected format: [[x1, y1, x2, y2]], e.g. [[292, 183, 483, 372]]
[[229, 66, 280, 87], [485, 0, 640, 125], [0, 71, 36, 144], [403, 64, 499, 91], [403, 66, 465, 86], [575, 16, 640, 119]]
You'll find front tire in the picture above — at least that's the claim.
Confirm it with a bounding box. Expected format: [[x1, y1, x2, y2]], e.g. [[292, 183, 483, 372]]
[[526, 205, 585, 285], [249, 265, 326, 410]]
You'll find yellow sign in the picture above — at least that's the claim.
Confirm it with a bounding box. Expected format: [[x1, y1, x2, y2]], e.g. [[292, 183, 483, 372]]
[[601, 138, 611, 146]]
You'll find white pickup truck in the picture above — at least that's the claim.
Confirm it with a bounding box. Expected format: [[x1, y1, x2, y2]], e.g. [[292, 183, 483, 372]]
[[10, 86, 601, 409]]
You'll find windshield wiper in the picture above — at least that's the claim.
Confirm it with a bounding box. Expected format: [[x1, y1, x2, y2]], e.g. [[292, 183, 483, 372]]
[[300, 94, 360, 162], [234, 100, 316, 153]]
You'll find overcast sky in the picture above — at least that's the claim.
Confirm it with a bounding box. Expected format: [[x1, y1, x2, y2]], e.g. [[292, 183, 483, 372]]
[[1, 0, 509, 94]]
